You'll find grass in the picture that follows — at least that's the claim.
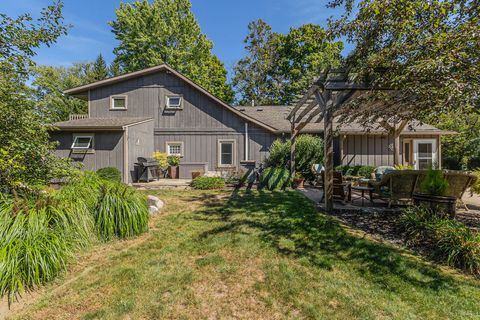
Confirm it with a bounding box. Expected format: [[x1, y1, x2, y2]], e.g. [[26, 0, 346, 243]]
[[9, 189, 480, 319]]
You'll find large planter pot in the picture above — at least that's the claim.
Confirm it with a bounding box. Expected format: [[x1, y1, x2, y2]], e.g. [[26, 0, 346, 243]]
[[412, 192, 457, 218], [168, 166, 179, 179], [293, 178, 305, 189]]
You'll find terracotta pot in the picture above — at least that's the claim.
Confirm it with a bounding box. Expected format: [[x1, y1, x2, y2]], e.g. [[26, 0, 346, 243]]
[[412, 192, 457, 218], [168, 166, 179, 179], [191, 171, 203, 179], [293, 178, 305, 189]]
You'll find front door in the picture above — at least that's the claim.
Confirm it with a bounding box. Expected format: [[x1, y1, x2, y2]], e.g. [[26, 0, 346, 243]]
[[413, 139, 437, 169]]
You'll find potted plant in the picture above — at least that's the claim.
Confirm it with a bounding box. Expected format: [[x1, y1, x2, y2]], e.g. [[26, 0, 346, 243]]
[[293, 172, 305, 189], [167, 155, 180, 179], [412, 167, 456, 217], [152, 151, 168, 178]]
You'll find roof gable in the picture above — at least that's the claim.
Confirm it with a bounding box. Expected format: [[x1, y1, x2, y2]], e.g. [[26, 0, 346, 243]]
[[64, 64, 278, 133]]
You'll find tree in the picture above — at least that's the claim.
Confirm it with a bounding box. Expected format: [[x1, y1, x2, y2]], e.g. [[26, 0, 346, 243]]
[[109, 0, 233, 102], [329, 0, 480, 123], [232, 20, 281, 106], [90, 54, 109, 81], [31, 63, 93, 122], [233, 20, 343, 105], [0, 1, 70, 191]]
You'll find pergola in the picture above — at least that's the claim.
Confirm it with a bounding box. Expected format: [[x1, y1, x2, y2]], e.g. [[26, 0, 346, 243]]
[[286, 69, 406, 212]]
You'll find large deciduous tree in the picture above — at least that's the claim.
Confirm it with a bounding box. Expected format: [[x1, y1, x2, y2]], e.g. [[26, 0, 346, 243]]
[[233, 20, 343, 106], [329, 0, 479, 122], [0, 1, 70, 191], [109, 0, 234, 102]]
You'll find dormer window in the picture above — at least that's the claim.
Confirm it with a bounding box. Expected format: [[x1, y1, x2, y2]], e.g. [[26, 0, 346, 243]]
[[166, 95, 183, 110], [110, 95, 127, 110]]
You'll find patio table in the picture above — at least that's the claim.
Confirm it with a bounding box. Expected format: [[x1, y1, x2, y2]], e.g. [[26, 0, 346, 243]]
[[351, 186, 375, 206]]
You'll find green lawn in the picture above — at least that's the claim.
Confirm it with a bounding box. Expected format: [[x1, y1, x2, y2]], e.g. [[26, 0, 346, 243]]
[[11, 189, 480, 319]]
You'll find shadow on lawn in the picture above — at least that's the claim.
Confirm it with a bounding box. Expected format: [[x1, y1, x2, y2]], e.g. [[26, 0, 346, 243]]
[[187, 189, 479, 293]]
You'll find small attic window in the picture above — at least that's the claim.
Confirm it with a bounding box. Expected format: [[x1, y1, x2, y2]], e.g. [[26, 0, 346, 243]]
[[166, 95, 183, 110], [110, 96, 127, 110]]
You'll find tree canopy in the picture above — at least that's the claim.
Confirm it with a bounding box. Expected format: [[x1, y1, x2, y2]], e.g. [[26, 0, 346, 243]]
[[329, 0, 479, 123], [109, 0, 234, 102], [0, 1, 71, 191], [233, 20, 343, 106]]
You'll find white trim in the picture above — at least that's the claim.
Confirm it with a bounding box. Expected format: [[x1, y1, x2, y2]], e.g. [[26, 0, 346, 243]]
[[165, 95, 183, 110], [413, 139, 438, 169], [123, 126, 129, 183], [110, 95, 128, 110], [166, 141, 184, 156], [217, 139, 236, 168]]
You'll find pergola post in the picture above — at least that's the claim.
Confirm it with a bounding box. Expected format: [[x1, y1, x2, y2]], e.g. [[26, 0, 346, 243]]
[[290, 115, 297, 177], [393, 120, 408, 165], [323, 96, 334, 212]]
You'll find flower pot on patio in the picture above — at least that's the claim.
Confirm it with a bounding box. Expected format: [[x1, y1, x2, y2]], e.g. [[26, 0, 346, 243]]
[[168, 166, 179, 179], [191, 170, 203, 180], [293, 178, 305, 189], [412, 193, 457, 218]]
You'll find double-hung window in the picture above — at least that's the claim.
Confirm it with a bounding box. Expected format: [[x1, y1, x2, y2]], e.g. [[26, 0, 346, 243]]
[[110, 95, 127, 110], [71, 134, 94, 152], [166, 142, 183, 157], [166, 95, 183, 110], [218, 140, 235, 167]]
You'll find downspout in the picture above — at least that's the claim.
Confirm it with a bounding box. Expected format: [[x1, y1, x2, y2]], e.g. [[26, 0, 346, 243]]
[[244, 122, 249, 160], [123, 126, 129, 184]]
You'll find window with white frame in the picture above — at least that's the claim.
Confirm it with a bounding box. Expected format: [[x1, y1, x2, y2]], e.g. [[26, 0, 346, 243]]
[[218, 140, 235, 167], [166, 142, 183, 156], [166, 95, 183, 109], [71, 134, 94, 151], [110, 96, 127, 109]]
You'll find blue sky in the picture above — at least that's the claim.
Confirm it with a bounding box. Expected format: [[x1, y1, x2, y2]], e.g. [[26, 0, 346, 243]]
[[2, 0, 349, 75]]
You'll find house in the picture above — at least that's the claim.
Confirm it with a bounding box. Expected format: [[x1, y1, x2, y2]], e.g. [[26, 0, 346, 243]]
[[50, 64, 449, 183]]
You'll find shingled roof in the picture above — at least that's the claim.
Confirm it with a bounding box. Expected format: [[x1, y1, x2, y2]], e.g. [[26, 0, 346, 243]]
[[234, 106, 449, 135], [51, 117, 153, 130]]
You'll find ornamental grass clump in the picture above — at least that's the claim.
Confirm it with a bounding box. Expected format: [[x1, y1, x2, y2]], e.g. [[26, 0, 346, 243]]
[[191, 176, 225, 190], [260, 167, 292, 191], [0, 193, 94, 305], [400, 206, 480, 275], [94, 182, 149, 241]]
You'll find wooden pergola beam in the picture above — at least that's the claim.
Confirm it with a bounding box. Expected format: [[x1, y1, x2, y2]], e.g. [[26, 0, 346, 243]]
[[286, 84, 320, 121], [294, 98, 319, 123]]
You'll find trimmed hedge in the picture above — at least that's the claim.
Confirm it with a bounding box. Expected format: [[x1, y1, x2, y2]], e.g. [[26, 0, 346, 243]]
[[191, 177, 225, 190], [335, 165, 375, 178], [96, 167, 122, 182], [400, 206, 480, 275]]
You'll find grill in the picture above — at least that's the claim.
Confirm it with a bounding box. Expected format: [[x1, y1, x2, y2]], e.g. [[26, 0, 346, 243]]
[[134, 157, 160, 182]]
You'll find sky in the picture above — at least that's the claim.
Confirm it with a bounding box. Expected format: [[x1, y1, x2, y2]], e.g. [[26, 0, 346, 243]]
[[2, 0, 351, 76]]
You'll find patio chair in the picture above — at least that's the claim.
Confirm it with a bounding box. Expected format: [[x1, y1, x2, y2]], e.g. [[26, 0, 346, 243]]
[[310, 163, 324, 188], [369, 170, 419, 207], [321, 171, 352, 203], [372, 166, 396, 181], [443, 170, 477, 211]]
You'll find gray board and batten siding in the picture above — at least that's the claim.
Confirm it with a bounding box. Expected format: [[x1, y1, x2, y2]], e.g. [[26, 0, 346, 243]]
[[84, 68, 277, 171]]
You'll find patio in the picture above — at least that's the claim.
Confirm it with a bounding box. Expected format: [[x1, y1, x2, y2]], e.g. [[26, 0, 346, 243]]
[[298, 187, 480, 245]]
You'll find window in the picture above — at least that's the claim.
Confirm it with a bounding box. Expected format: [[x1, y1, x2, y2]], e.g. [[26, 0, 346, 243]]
[[71, 134, 94, 152], [110, 96, 127, 110], [166, 142, 183, 156], [218, 140, 235, 167], [166, 95, 183, 109]]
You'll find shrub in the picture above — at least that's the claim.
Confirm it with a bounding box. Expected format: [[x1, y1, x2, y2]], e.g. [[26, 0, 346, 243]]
[[357, 166, 375, 178], [152, 151, 168, 168], [264, 135, 323, 181], [0, 193, 94, 305], [400, 206, 480, 275], [94, 182, 149, 241], [421, 167, 448, 196], [191, 177, 225, 190], [260, 167, 292, 191], [96, 167, 122, 182], [471, 169, 480, 195]]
